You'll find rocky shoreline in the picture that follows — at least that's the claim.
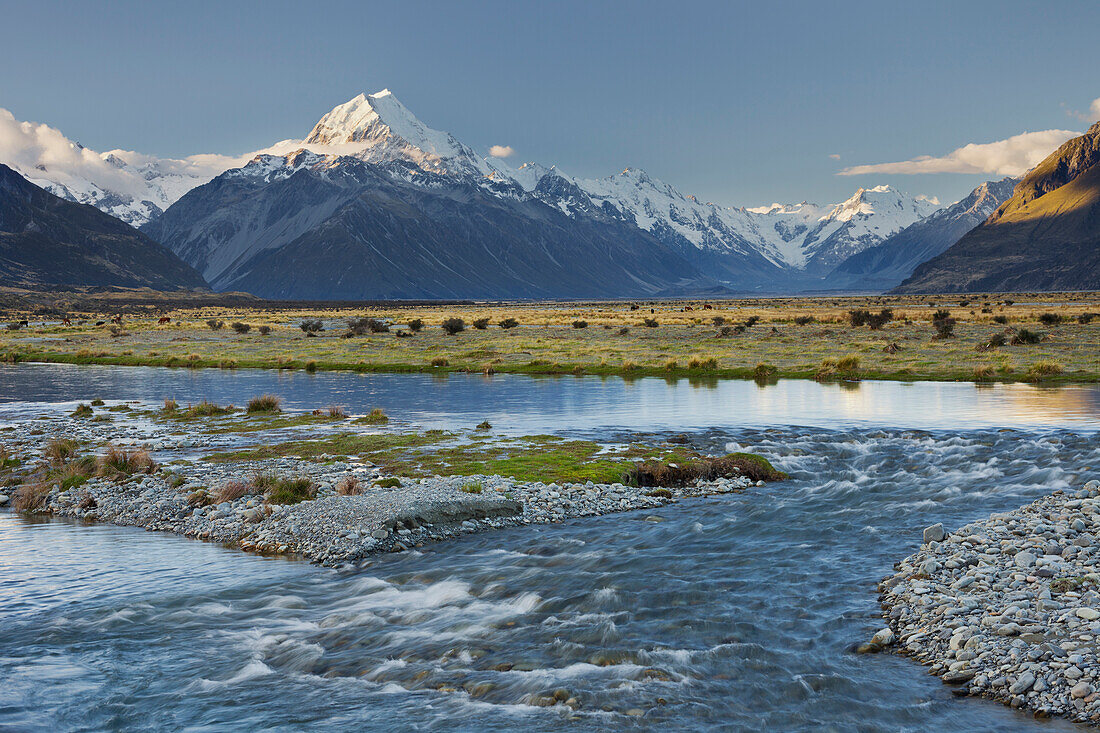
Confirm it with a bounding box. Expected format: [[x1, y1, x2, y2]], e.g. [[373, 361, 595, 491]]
[[875, 479, 1100, 725], [0, 407, 759, 566]]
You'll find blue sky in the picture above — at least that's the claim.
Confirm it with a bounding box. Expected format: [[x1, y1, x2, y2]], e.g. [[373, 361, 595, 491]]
[[1, 0, 1098, 206]]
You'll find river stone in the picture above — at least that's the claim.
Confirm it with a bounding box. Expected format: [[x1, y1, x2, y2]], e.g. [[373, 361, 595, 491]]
[[1010, 672, 1036, 694], [1076, 607, 1100, 620], [923, 523, 945, 543], [1014, 552, 1036, 569], [870, 628, 895, 646], [1071, 682, 1092, 699]]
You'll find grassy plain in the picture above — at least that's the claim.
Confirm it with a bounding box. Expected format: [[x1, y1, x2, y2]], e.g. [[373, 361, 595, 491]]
[[1, 291, 1097, 383]]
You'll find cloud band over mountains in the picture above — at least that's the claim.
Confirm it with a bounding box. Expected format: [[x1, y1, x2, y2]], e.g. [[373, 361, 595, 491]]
[[839, 128, 1079, 177]]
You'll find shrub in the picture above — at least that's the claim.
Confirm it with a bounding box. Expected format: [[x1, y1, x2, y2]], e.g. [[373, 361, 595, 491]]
[[430, 356, 449, 367], [45, 438, 81, 467], [753, 363, 778, 381], [932, 309, 955, 338], [499, 317, 519, 329], [618, 327, 630, 336], [259, 325, 272, 335], [97, 447, 156, 480], [646, 488, 673, 499], [866, 309, 893, 330], [460, 481, 483, 494], [336, 475, 361, 496], [993, 315, 1008, 325], [793, 316, 815, 326], [71, 403, 94, 418], [642, 318, 658, 328], [109, 325, 126, 338], [441, 318, 465, 335], [246, 394, 282, 414], [185, 400, 232, 417], [664, 359, 678, 371], [206, 319, 225, 330], [743, 315, 760, 328], [476, 420, 492, 430], [264, 476, 317, 505], [848, 309, 870, 327], [712, 316, 726, 326], [976, 333, 1007, 351], [364, 407, 388, 424], [215, 480, 253, 503], [622, 452, 787, 487], [375, 477, 401, 488], [299, 319, 323, 334], [345, 317, 389, 335], [12, 482, 52, 511], [472, 318, 490, 330], [90, 398, 105, 406], [1011, 328, 1043, 345], [973, 365, 995, 381], [572, 320, 588, 329], [231, 322, 251, 334], [305, 360, 317, 373], [1038, 312, 1062, 326], [1077, 312, 1096, 324], [1025, 361, 1064, 380]]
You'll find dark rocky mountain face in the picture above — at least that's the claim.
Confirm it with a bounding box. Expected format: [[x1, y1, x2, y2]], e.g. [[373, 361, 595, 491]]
[[143, 154, 717, 299], [894, 122, 1100, 294], [828, 178, 1017, 291], [0, 164, 207, 290]]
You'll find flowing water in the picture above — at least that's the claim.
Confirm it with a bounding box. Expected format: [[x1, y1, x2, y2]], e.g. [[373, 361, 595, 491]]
[[1, 364, 1098, 731]]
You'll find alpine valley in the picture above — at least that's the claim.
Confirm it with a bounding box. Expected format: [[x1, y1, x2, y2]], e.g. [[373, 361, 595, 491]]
[[2, 92, 1023, 299]]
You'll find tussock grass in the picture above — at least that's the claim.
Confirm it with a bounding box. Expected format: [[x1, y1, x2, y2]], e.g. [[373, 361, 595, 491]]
[[246, 394, 282, 414], [97, 446, 156, 480]]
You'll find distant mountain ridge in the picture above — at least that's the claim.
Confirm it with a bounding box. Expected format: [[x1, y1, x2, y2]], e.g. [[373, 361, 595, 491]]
[[894, 122, 1100, 293], [0, 164, 206, 290], [829, 177, 1017, 291]]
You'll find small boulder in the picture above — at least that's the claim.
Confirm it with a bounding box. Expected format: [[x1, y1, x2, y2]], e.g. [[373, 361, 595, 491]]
[[923, 523, 946, 544]]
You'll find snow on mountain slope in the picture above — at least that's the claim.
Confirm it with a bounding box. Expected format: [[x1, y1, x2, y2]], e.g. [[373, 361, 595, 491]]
[[1, 90, 943, 282]]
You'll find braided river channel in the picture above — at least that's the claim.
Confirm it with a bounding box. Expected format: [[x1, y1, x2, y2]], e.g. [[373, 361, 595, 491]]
[[1, 364, 1098, 730]]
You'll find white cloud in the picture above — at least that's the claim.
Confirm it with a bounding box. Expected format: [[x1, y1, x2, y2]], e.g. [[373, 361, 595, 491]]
[[828, 153, 841, 160], [838, 129, 1079, 177], [1064, 97, 1100, 123], [489, 144, 515, 158]]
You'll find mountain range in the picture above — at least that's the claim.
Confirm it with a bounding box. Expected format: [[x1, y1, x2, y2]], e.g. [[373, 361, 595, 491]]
[[0, 92, 1046, 298], [0, 163, 205, 290], [895, 120, 1100, 293]]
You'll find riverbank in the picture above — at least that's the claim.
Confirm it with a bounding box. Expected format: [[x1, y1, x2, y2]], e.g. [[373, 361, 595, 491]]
[[2, 292, 1097, 383], [877, 479, 1100, 725], [0, 402, 779, 565]]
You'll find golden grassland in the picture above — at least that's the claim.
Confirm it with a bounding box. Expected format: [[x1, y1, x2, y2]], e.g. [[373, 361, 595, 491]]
[[1, 292, 1097, 383]]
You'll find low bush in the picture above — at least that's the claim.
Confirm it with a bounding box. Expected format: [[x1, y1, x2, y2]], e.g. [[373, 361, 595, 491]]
[[753, 363, 778, 381], [430, 356, 449, 367], [460, 481, 483, 494], [363, 407, 388, 424], [90, 399, 105, 406], [231, 322, 251, 334], [246, 394, 282, 414], [618, 327, 630, 336], [793, 316, 816, 326], [345, 317, 389, 335], [336, 475, 361, 496], [259, 325, 272, 335], [1038, 312, 1062, 326], [71, 403, 93, 418], [206, 319, 225, 330], [622, 452, 787, 487], [993, 315, 1008, 325], [305, 360, 317, 373], [299, 319, 323, 334], [1011, 328, 1043, 345], [712, 316, 726, 326], [1025, 361, 1064, 380], [476, 420, 492, 430], [743, 315, 760, 328], [264, 476, 317, 505], [97, 446, 157, 480], [976, 333, 1007, 351], [499, 317, 519, 329], [441, 318, 465, 335], [1078, 312, 1096, 324], [642, 318, 658, 328], [214, 480, 253, 503], [572, 320, 588, 329], [472, 318, 490, 330], [932, 309, 955, 339]]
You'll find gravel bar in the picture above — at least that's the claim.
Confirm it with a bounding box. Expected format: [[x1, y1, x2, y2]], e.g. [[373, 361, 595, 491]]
[[873, 478, 1100, 724]]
